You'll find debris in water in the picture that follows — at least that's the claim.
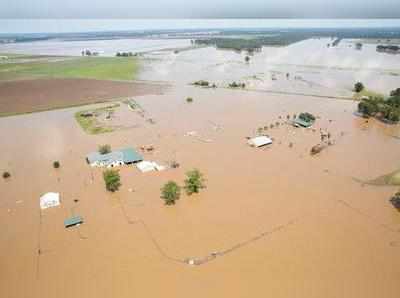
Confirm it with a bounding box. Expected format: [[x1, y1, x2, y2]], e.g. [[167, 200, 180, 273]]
[[310, 143, 326, 155]]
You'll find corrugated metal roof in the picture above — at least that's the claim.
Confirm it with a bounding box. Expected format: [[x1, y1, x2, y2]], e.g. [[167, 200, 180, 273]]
[[293, 118, 313, 127], [120, 148, 143, 163], [64, 216, 83, 228], [248, 136, 273, 147]]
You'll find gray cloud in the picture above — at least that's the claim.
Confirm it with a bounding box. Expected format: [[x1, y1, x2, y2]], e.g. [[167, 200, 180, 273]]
[[1, 0, 399, 18]]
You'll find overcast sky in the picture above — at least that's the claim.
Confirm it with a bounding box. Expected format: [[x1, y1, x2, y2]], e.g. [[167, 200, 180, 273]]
[[1, 0, 400, 19]]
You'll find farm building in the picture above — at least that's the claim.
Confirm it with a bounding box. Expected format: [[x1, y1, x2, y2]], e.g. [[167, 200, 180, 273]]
[[293, 112, 316, 128], [248, 136, 273, 147], [40, 192, 60, 210], [86, 148, 143, 167], [293, 118, 313, 127]]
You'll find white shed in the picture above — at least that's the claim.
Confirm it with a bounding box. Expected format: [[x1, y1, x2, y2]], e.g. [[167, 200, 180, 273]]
[[248, 136, 273, 147], [136, 161, 166, 173], [40, 192, 60, 210]]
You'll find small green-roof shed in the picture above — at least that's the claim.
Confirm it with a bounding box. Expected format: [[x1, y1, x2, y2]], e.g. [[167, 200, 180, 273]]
[[64, 216, 84, 228], [293, 118, 313, 128]]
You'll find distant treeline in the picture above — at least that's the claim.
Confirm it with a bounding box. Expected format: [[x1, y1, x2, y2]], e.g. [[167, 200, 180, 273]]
[[2, 27, 400, 45], [194, 37, 302, 51], [377, 45, 400, 54], [116, 52, 134, 57]]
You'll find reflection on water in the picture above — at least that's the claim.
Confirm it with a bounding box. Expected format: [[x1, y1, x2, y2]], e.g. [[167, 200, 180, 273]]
[[141, 38, 400, 96], [0, 38, 191, 56]]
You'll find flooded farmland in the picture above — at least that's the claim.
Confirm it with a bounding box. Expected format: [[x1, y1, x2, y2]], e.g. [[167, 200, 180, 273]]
[[1, 38, 400, 298]]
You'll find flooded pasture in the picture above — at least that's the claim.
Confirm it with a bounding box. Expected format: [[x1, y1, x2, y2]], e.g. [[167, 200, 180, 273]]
[[1, 38, 400, 298], [141, 38, 400, 96]]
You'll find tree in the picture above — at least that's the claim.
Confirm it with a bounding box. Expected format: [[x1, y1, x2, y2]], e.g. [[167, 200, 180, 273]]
[[354, 82, 364, 93], [99, 144, 111, 155], [161, 181, 181, 205], [299, 112, 316, 122], [390, 191, 400, 210], [2, 171, 10, 179], [53, 161, 60, 169], [184, 169, 205, 195], [245, 56, 250, 63], [390, 88, 400, 97], [186, 97, 193, 103], [358, 97, 379, 117], [103, 169, 121, 192]]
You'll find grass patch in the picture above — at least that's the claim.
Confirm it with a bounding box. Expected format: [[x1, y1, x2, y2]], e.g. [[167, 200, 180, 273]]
[[75, 104, 120, 135], [353, 88, 384, 100], [361, 169, 400, 186], [0, 56, 139, 81]]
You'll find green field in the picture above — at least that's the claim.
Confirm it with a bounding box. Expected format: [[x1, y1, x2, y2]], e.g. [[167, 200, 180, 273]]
[[363, 169, 400, 186], [0, 55, 139, 81], [75, 104, 120, 134]]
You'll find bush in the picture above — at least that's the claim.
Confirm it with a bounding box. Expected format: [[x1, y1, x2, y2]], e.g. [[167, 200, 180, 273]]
[[186, 97, 193, 103], [3, 171, 11, 179], [390, 88, 400, 97], [387, 110, 400, 122], [193, 80, 209, 87], [357, 95, 399, 122], [184, 169, 205, 195], [53, 161, 60, 169], [354, 82, 364, 93], [390, 192, 400, 210], [103, 169, 121, 192], [161, 181, 181, 205], [99, 144, 111, 155]]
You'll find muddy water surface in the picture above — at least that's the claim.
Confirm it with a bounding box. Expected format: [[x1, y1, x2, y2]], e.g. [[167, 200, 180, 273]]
[[1, 83, 400, 297]]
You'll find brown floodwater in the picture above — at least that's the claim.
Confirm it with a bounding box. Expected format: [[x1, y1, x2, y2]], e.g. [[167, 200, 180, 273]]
[[1, 83, 399, 298]]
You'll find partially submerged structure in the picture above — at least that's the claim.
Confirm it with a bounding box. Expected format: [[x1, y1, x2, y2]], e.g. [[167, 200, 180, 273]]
[[64, 216, 84, 228], [40, 192, 60, 210], [248, 136, 273, 148], [87, 148, 143, 168], [136, 161, 166, 173], [293, 112, 316, 128]]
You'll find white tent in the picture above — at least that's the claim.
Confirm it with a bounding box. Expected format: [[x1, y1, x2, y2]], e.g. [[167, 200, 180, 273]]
[[248, 136, 273, 148], [40, 192, 60, 210]]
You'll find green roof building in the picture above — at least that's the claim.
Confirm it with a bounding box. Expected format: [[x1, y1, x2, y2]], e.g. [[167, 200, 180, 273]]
[[64, 216, 84, 228], [120, 148, 143, 164], [293, 118, 313, 128]]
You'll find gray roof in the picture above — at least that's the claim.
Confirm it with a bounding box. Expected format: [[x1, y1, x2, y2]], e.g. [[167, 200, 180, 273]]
[[87, 151, 123, 166]]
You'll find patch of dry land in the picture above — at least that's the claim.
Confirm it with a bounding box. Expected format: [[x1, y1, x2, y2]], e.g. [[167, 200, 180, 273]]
[[0, 78, 165, 116], [1, 38, 400, 298]]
